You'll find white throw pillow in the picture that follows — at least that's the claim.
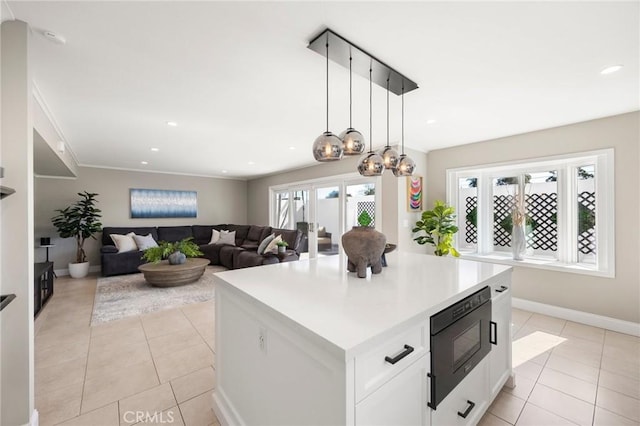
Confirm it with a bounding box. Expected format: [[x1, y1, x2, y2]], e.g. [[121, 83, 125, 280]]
[[110, 232, 138, 253], [209, 229, 220, 244], [257, 234, 275, 255], [218, 230, 236, 246], [265, 235, 282, 254], [133, 233, 158, 250]]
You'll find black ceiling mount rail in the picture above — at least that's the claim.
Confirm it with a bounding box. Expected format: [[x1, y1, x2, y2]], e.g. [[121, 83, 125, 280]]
[[307, 28, 418, 96]]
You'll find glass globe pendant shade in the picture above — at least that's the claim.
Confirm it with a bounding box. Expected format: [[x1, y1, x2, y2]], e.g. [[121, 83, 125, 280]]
[[339, 128, 365, 155], [312, 131, 343, 161], [392, 154, 416, 176], [379, 146, 399, 169], [357, 151, 385, 176]]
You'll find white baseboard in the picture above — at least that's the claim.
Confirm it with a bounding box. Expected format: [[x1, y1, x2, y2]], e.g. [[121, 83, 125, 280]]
[[513, 297, 640, 337], [54, 265, 101, 277], [25, 409, 38, 426]]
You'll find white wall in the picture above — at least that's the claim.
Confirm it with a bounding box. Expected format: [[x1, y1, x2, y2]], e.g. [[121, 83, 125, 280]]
[[1, 19, 35, 426], [35, 167, 247, 271], [427, 112, 640, 323]]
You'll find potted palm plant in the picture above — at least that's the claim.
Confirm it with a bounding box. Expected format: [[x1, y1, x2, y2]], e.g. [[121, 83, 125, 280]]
[[51, 191, 102, 278]]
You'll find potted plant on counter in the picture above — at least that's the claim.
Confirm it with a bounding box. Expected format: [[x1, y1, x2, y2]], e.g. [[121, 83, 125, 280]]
[[413, 200, 460, 257], [51, 191, 103, 278], [142, 237, 203, 265], [341, 211, 386, 278]]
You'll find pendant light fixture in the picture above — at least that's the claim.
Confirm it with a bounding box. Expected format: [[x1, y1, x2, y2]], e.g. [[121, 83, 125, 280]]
[[393, 84, 415, 176], [312, 35, 343, 162], [378, 78, 399, 170], [357, 66, 384, 176], [339, 56, 365, 155]]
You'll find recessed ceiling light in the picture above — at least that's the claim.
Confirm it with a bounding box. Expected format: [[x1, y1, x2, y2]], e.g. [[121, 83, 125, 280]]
[[426, 119, 437, 125], [289, 146, 296, 150], [600, 65, 623, 75], [248, 161, 255, 165], [141, 161, 148, 165], [222, 170, 228, 174], [166, 121, 177, 127], [43, 30, 66, 45], [150, 148, 159, 152]]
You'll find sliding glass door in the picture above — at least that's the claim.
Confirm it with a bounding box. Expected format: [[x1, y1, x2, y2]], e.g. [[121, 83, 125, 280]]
[[270, 176, 379, 260]]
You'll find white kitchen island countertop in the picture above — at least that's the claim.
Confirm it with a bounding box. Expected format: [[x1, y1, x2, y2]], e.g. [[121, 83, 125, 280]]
[[213, 252, 511, 359]]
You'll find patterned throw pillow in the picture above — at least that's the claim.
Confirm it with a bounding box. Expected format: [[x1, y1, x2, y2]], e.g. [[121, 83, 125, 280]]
[[257, 234, 276, 255], [264, 235, 282, 254]]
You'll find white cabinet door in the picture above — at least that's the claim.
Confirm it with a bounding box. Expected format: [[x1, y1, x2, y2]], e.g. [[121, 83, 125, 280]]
[[430, 357, 490, 426], [356, 354, 430, 426], [489, 283, 512, 398]]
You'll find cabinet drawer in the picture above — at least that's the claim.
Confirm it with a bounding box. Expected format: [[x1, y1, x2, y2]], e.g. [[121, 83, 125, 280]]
[[355, 323, 428, 402], [430, 357, 489, 426]]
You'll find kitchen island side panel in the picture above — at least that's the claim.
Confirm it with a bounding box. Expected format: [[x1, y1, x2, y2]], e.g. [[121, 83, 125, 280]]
[[213, 281, 352, 426]]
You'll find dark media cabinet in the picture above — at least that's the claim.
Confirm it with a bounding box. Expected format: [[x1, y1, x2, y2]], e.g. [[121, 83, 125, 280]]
[[34, 262, 54, 317]]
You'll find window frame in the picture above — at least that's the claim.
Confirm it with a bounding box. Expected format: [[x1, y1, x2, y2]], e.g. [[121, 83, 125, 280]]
[[446, 149, 614, 278]]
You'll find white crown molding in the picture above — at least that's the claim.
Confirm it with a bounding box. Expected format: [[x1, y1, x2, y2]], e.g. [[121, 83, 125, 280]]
[[34, 174, 77, 180], [77, 163, 248, 181], [32, 82, 80, 166], [513, 297, 640, 337]]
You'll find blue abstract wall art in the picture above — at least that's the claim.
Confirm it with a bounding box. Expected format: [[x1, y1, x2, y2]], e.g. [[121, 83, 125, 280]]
[[130, 189, 197, 218]]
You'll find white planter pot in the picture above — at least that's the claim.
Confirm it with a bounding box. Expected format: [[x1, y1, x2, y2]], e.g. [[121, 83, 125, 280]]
[[68, 262, 90, 278]]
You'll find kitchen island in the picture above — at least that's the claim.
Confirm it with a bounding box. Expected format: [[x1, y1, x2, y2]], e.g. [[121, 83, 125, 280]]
[[212, 252, 513, 426]]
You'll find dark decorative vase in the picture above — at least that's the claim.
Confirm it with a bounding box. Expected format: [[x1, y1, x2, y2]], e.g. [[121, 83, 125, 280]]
[[168, 251, 186, 265], [341, 226, 386, 278]]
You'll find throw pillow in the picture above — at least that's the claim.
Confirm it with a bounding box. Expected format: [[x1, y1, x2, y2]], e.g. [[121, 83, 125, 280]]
[[110, 232, 138, 253], [218, 230, 236, 246], [257, 234, 276, 255], [133, 233, 158, 251], [265, 234, 282, 254], [209, 229, 221, 244]]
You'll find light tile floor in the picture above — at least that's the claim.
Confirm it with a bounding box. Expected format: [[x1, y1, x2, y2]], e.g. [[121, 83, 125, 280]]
[[36, 275, 639, 425]]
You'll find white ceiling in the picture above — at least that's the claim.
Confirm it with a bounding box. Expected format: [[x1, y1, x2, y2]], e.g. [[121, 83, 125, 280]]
[[5, 1, 639, 179]]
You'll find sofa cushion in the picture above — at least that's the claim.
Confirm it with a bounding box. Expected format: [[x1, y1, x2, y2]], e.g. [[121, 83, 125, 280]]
[[101, 245, 119, 254], [245, 225, 264, 244], [218, 230, 236, 245], [133, 233, 158, 250], [101, 250, 146, 276], [192, 225, 218, 245], [271, 228, 303, 254], [157, 226, 193, 242], [102, 227, 158, 246], [223, 224, 250, 246], [234, 250, 279, 269], [110, 232, 138, 253]]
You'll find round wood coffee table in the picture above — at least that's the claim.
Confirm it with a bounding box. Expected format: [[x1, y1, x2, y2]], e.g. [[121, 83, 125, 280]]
[[138, 258, 210, 287]]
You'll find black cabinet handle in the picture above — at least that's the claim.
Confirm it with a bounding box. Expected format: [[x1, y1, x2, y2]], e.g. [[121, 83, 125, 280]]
[[495, 285, 509, 293], [457, 400, 476, 418], [427, 372, 436, 410], [384, 344, 414, 365], [490, 321, 497, 345]]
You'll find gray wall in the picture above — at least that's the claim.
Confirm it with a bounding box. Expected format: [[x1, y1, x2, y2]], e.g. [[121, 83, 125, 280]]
[[35, 167, 247, 270], [427, 112, 640, 323]]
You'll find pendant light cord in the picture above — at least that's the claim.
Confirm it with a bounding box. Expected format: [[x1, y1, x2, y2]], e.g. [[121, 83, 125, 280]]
[[369, 66, 373, 152], [325, 39, 329, 133], [401, 84, 405, 155], [386, 78, 390, 147], [349, 56, 353, 128]]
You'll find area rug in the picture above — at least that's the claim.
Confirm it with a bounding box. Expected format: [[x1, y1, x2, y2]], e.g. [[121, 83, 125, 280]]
[[91, 265, 227, 326]]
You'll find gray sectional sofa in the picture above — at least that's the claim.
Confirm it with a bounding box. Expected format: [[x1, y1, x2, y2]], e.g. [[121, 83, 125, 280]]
[[100, 224, 304, 276]]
